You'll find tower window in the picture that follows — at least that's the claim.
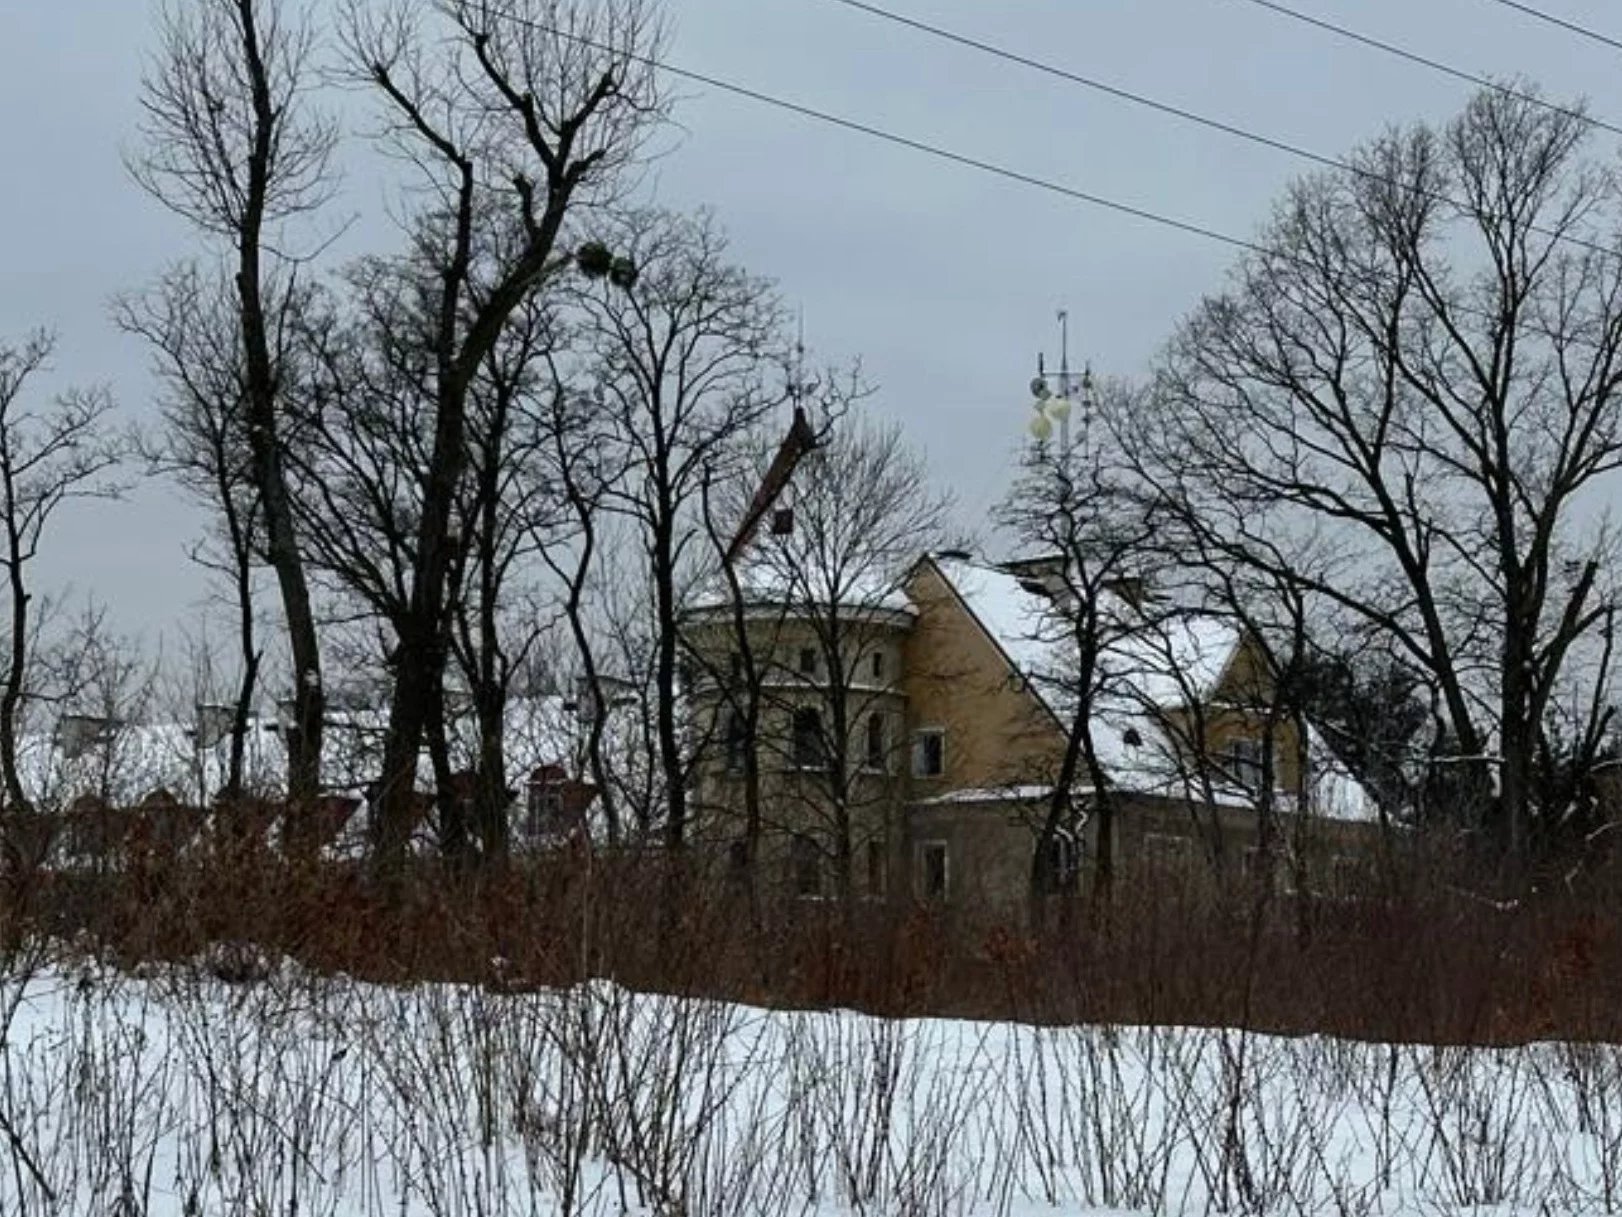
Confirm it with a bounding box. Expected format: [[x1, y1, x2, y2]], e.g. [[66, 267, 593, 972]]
[[792, 707, 827, 769], [865, 712, 886, 770]]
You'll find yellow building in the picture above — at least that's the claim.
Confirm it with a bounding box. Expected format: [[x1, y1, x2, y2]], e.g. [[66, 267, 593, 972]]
[[682, 550, 1378, 920]]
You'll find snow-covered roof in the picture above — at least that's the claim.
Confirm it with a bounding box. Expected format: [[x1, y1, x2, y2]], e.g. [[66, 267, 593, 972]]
[[685, 554, 918, 619], [929, 554, 1375, 823], [917, 784, 1054, 806], [12, 694, 630, 812]]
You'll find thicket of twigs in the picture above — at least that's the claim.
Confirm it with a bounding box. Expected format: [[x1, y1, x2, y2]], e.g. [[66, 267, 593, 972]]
[[5, 841, 1622, 1215], [4, 827, 1622, 1044]]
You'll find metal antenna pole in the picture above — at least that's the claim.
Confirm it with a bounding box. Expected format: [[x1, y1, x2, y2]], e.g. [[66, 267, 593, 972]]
[[1056, 308, 1072, 453]]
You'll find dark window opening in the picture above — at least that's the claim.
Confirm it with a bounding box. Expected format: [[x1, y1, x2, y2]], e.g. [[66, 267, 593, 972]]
[[792, 708, 827, 769], [1224, 737, 1265, 790], [912, 730, 945, 778], [865, 712, 886, 770], [798, 647, 817, 675], [724, 711, 747, 774], [866, 839, 887, 897], [790, 834, 821, 898], [870, 650, 885, 680], [919, 841, 949, 901]]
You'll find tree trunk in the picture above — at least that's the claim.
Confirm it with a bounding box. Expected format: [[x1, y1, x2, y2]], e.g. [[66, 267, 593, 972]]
[[235, 0, 324, 815], [654, 519, 688, 851], [0, 520, 29, 815], [473, 682, 509, 860]]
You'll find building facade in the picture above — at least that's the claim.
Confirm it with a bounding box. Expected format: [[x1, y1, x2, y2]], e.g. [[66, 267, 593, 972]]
[[682, 551, 1380, 925]]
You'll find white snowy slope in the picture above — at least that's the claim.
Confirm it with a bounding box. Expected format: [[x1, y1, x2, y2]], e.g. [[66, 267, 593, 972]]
[[0, 958, 1608, 1217]]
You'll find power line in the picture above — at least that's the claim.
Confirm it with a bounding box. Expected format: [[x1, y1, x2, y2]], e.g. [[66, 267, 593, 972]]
[[475, 4, 1621, 352], [1231, 0, 1622, 140], [1477, 0, 1622, 54], [536, 30, 1266, 255], [830, 0, 1347, 174], [825, 0, 1618, 261]]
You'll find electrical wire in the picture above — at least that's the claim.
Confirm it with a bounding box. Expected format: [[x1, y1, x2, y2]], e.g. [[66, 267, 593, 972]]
[[1231, 0, 1622, 140], [470, 3, 1622, 352], [1476, 0, 1622, 55], [825, 0, 1619, 260]]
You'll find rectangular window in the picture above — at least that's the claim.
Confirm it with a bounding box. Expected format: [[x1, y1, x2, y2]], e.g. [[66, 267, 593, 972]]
[[866, 839, 887, 898], [729, 651, 744, 684], [864, 712, 887, 771], [798, 647, 817, 675], [792, 707, 827, 769], [870, 650, 885, 680], [790, 834, 822, 899], [1223, 737, 1265, 790], [723, 711, 747, 774], [912, 728, 945, 778], [918, 840, 949, 902]]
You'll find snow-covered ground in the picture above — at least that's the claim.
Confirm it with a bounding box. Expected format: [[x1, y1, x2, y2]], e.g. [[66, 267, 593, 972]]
[[2, 947, 1619, 1216]]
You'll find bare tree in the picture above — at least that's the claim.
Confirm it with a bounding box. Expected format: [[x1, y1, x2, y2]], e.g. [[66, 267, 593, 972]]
[[131, 0, 337, 809], [745, 414, 951, 898], [575, 207, 792, 852], [0, 335, 125, 820], [336, 0, 664, 869], [995, 401, 1158, 906], [118, 266, 274, 797], [445, 293, 563, 860], [533, 372, 631, 844], [1137, 84, 1622, 866]]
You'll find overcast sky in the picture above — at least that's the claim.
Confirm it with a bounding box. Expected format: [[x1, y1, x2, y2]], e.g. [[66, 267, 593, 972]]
[[3, 0, 1621, 655]]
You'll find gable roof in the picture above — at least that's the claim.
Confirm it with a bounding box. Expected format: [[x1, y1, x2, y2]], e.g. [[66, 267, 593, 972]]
[[925, 553, 1375, 822]]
